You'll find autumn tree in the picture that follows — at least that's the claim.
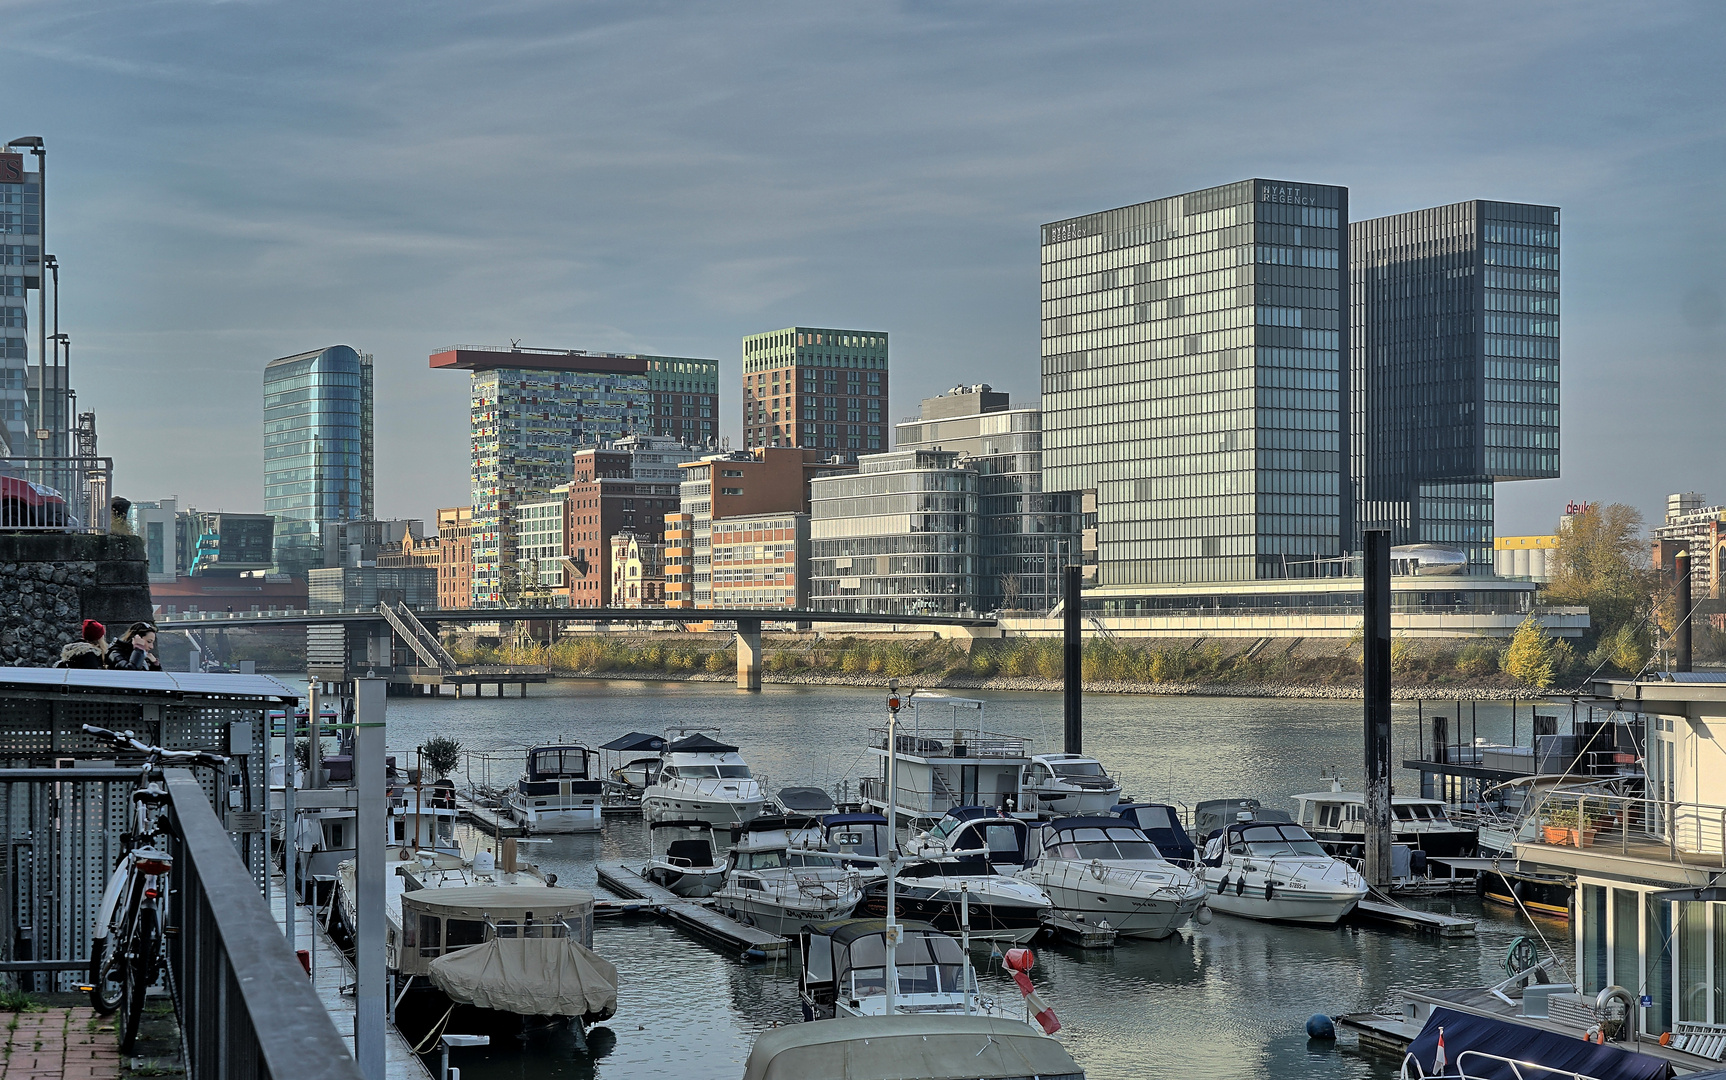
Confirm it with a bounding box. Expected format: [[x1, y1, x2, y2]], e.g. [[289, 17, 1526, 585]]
[[1543, 503, 1654, 638]]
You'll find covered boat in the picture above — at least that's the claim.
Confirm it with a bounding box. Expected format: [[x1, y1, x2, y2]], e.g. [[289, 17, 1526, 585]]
[[743, 1015, 1084, 1080]]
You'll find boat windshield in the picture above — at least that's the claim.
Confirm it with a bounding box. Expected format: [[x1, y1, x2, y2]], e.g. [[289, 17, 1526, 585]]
[[1052, 761, 1105, 777], [1050, 826, 1163, 862], [1127, 806, 1176, 830], [788, 852, 844, 869], [736, 849, 788, 871], [838, 931, 967, 996], [1233, 824, 1327, 857], [669, 764, 754, 780]]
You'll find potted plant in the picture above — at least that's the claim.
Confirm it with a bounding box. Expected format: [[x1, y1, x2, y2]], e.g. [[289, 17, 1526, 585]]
[[1543, 806, 1596, 847]]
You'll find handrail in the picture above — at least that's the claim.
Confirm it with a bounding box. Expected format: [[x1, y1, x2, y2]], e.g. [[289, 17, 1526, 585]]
[[164, 769, 364, 1080]]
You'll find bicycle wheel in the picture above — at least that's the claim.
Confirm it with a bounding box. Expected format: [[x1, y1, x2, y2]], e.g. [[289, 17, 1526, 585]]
[[88, 936, 125, 1015], [120, 905, 158, 1053]]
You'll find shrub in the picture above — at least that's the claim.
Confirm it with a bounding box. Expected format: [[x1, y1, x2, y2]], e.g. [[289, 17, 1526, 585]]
[[1456, 639, 1500, 678], [1502, 616, 1557, 689], [704, 650, 730, 673], [1390, 636, 1417, 675]]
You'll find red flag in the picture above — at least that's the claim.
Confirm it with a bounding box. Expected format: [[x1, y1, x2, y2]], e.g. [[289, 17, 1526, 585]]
[[1434, 1027, 1447, 1074]]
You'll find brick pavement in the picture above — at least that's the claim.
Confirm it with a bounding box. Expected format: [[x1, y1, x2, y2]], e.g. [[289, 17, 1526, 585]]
[[0, 1007, 121, 1080]]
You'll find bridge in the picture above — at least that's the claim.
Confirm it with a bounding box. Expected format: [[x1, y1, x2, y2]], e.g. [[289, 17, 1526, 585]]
[[156, 605, 998, 690]]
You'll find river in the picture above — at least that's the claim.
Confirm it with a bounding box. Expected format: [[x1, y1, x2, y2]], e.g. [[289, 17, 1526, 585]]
[[366, 678, 1557, 1080]]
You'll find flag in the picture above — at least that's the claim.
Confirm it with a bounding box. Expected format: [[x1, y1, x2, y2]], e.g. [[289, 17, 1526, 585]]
[[1434, 1027, 1446, 1074]]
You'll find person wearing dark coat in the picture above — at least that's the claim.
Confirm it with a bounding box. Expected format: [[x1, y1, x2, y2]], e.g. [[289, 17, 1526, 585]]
[[106, 622, 162, 672], [53, 620, 108, 669]]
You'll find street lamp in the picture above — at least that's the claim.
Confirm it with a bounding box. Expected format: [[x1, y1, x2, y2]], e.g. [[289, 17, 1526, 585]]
[[5, 138, 44, 452]]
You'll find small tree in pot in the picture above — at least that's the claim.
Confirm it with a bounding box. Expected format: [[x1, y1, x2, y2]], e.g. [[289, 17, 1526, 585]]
[[421, 736, 463, 781]]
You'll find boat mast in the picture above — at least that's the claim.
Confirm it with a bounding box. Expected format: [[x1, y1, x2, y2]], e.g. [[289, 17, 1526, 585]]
[[884, 679, 902, 1017], [960, 881, 972, 1015]]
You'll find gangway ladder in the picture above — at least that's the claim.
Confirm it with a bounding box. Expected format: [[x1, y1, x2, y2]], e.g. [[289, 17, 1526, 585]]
[[379, 602, 460, 673]]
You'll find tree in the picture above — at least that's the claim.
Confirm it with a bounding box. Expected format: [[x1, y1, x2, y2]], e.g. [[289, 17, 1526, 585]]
[[1502, 616, 1557, 689], [421, 736, 463, 781], [1544, 503, 1653, 636]]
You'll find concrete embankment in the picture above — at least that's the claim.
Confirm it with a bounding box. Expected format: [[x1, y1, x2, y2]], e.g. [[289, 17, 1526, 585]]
[[532, 667, 1559, 700]]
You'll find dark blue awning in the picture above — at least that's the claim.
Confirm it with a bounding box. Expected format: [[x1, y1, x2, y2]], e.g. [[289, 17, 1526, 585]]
[[1406, 1007, 1670, 1080]]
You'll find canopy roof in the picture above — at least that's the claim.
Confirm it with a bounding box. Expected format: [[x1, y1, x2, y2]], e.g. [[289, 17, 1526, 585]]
[[665, 733, 738, 754], [742, 1015, 1082, 1080], [806, 918, 939, 947], [1048, 816, 1150, 836], [402, 885, 594, 919], [777, 787, 837, 813], [598, 732, 666, 752]]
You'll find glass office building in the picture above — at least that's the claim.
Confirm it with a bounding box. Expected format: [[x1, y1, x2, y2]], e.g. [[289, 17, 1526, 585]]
[[263, 345, 374, 578], [1350, 200, 1559, 570], [1041, 178, 1349, 585]]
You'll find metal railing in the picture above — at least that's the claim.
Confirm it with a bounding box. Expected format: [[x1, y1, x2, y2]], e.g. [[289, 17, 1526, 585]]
[[1524, 788, 1726, 865], [164, 769, 363, 1080], [0, 454, 112, 532], [869, 727, 1028, 759], [858, 776, 1019, 815]]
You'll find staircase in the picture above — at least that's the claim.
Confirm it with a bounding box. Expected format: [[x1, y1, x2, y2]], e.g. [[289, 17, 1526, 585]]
[[378, 603, 459, 673], [931, 769, 957, 811]]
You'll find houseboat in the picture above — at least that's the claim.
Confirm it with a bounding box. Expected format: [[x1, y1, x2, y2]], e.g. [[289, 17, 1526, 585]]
[[506, 744, 604, 833], [859, 693, 1034, 825]]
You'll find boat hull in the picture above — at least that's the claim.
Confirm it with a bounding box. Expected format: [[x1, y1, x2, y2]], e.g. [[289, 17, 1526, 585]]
[[714, 894, 860, 937], [643, 863, 726, 898], [1202, 888, 1360, 926], [855, 885, 1049, 944], [1028, 788, 1124, 817], [1021, 869, 1205, 939], [508, 800, 602, 834], [642, 792, 765, 827], [1480, 868, 1573, 920]]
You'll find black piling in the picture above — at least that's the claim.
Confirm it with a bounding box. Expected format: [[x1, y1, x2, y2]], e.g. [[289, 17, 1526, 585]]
[[1064, 563, 1082, 755], [1676, 548, 1693, 673], [1363, 530, 1393, 888]]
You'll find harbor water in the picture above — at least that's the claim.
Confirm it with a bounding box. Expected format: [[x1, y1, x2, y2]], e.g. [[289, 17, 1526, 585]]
[[372, 678, 1561, 1080]]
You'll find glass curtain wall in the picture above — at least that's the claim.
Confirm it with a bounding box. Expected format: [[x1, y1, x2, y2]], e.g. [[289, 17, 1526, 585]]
[[264, 345, 372, 578]]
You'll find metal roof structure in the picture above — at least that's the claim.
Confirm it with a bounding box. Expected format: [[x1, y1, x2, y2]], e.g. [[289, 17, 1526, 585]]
[[0, 667, 299, 704]]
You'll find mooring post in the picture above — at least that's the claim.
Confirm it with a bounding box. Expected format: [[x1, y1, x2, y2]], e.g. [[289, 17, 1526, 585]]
[[1676, 548, 1693, 673], [1063, 564, 1082, 755], [353, 677, 387, 1080], [1363, 530, 1393, 889], [735, 617, 762, 691]]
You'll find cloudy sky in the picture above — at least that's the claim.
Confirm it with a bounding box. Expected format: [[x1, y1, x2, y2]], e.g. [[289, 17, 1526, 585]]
[[6, 1, 1722, 534]]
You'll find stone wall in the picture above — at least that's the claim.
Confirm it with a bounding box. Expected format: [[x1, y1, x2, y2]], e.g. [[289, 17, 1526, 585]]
[[0, 533, 152, 666]]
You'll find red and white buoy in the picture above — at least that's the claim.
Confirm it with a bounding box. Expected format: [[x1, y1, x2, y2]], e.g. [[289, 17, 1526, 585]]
[[1003, 948, 1061, 1034]]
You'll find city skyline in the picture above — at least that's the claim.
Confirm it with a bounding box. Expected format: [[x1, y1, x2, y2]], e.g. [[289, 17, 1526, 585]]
[[3, 3, 1720, 536]]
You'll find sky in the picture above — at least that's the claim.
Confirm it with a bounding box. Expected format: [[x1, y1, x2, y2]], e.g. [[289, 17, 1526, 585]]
[[5, 1, 1723, 536]]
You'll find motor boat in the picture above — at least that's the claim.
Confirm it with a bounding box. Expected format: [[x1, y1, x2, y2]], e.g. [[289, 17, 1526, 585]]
[[1109, 803, 1197, 866], [506, 744, 604, 833], [859, 809, 1052, 943], [1193, 798, 1292, 845], [1292, 781, 1477, 860], [1018, 753, 1123, 817], [820, 812, 893, 869], [798, 919, 1015, 1022], [1197, 819, 1367, 925], [776, 786, 839, 827], [336, 843, 618, 1042], [641, 731, 767, 826], [712, 819, 864, 936], [642, 819, 727, 898], [1018, 817, 1206, 939], [598, 731, 667, 794], [743, 1015, 1085, 1080]]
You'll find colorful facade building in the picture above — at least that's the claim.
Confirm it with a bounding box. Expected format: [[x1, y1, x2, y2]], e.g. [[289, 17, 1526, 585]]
[[709, 512, 810, 609]]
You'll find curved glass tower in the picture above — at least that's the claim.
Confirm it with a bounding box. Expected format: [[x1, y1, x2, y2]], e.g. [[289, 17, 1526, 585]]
[[264, 345, 374, 577]]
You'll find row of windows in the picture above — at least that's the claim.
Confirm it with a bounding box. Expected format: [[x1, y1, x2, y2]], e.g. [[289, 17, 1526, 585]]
[[1485, 381, 1558, 404], [1482, 223, 1558, 248], [1485, 245, 1558, 270], [1485, 336, 1559, 360], [1484, 426, 1559, 449], [1486, 359, 1559, 383], [1484, 314, 1558, 337], [1484, 291, 1559, 314], [1485, 269, 1558, 294]]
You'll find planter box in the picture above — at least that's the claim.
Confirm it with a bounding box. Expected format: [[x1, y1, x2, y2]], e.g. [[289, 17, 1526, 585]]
[[1543, 826, 1597, 847]]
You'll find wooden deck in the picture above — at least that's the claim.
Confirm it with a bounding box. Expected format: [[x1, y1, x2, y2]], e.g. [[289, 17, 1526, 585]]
[[595, 862, 789, 959], [1347, 899, 1477, 938], [269, 877, 433, 1080]]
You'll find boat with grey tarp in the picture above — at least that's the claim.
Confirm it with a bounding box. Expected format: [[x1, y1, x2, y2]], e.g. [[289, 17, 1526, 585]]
[[741, 1014, 1084, 1080]]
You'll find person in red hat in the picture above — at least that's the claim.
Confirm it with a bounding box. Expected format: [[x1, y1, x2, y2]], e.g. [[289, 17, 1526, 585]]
[[54, 619, 108, 669]]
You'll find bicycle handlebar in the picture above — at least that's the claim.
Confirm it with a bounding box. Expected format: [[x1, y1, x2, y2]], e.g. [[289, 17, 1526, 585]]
[[81, 724, 229, 769]]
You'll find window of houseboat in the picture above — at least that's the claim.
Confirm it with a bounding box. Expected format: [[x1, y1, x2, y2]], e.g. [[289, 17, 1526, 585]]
[[418, 914, 442, 958], [446, 918, 487, 950]]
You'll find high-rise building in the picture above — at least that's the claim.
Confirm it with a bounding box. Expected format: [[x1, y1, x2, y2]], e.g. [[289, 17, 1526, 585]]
[[1350, 200, 1560, 571], [894, 384, 1080, 613], [0, 148, 40, 458], [669, 446, 853, 608], [1041, 179, 1349, 586], [435, 506, 474, 610], [264, 345, 374, 578], [741, 327, 888, 462], [432, 345, 714, 606], [809, 449, 978, 614], [710, 512, 810, 609], [642, 355, 720, 443]]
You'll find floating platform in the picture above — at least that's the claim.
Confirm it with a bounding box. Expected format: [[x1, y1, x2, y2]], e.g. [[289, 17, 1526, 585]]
[[1348, 899, 1477, 938], [1335, 1010, 1426, 1054], [595, 862, 790, 959], [453, 794, 525, 837], [1040, 912, 1117, 949]]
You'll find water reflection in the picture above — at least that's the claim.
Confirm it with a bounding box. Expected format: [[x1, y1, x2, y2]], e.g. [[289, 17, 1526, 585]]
[[366, 680, 1552, 1080]]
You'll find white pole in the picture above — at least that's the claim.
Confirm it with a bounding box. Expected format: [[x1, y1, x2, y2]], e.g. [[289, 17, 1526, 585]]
[[354, 678, 388, 1080], [961, 881, 972, 1015], [884, 680, 902, 1017]]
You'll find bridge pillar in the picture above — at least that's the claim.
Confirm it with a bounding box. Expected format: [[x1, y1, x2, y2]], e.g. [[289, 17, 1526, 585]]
[[735, 618, 762, 691]]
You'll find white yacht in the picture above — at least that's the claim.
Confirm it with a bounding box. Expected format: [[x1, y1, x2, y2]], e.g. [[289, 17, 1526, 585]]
[[1018, 816, 1205, 939], [1019, 754, 1123, 817], [642, 819, 727, 898], [506, 744, 604, 833], [1198, 820, 1366, 925], [797, 920, 1018, 1022], [1291, 781, 1477, 860], [641, 731, 766, 826], [868, 809, 1053, 944], [712, 819, 864, 935]]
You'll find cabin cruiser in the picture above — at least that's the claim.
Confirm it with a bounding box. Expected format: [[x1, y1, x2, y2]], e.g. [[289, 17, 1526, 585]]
[[506, 744, 604, 833], [1193, 798, 1292, 844], [643, 819, 727, 898], [798, 919, 1014, 1022], [744, 1015, 1085, 1080], [711, 818, 865, 935], [1019, 753, 1123, 816], [1110, 803, 1197, 866], [1198, 820, 1366, 925], [640, 731, 767, 826], [337, 844, 618, 1040], [1019, 817, 1206, 939], [1292, 782, 1477, 860], [860, 809, 1052, 943]]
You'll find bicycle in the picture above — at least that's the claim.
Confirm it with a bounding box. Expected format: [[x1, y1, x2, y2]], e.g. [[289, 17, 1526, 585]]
[[80, 724, 227, 1053]]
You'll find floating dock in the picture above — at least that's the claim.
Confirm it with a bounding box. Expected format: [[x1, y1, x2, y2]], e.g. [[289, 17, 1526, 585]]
[[1040, 912, 1117, 949], [453, 794, 525, 837], [268, 876, 432, 1080], [595, 862, 790, 959], [1348, 898, 1477, 938]]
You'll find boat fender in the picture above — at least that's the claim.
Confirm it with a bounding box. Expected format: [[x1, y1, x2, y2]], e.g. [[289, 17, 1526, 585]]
[[742, 948, 767, 963], [1265, 879, 1275, 901], [1409, 850, 1428, 877], [1235, 876, 1247, 897], [1305, 1014, 1336, 1040], [1195, 905, 1213, 925], [1218, 875, 1230, 894]]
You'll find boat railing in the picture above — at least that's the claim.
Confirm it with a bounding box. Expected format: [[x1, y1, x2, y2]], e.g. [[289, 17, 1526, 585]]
[[1522, 786, 1726, 864], [868, 726, 1028, 759], [1080, 860, 1196, 897], [1400, 1049, 1607, 1080], [858, 776, 1019, 815], [484, 914, 576, 940]]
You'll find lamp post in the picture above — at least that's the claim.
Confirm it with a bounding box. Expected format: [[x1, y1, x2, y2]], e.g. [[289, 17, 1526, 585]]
[[5, 138, 43, 451]]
